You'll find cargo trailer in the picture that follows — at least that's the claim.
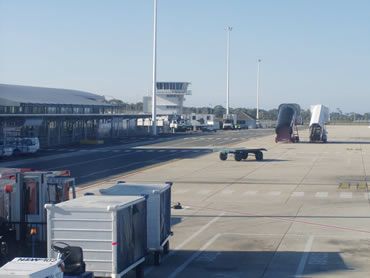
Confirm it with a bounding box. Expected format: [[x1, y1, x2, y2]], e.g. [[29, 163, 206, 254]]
[[46, 195, 147, 278], [99, 182, 172, 265]]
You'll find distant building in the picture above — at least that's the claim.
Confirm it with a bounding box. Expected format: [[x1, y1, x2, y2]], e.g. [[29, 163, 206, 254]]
[[0, 84, 146, 147], [143, 82, 191, 115]]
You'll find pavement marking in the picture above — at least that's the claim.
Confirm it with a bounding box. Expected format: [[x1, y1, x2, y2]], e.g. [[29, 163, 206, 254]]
[[315, 192, 328, 198], [145, 212, 225, 276], [199, 189, 211, 195], [243, 191, 258, 196], [159, 150, 166, 152], [295, 235, 315, 277], [291, 192, 305, 197], [168, 233, 221, 278], [268, 191, 281, 196], [339, 192, 353, 199], [123, 150, 132, 152], [220, 189, 234, 195]]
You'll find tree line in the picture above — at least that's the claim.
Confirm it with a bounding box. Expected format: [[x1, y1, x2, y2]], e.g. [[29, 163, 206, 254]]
[[107, 99, 369, 123]]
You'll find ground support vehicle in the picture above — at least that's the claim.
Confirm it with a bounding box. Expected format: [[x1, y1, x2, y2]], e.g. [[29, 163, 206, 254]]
[[0, 168, 75, 264], [0, 242, 93, 278], [218, 148, 267, 161], [6, 137, 40, 155], [46, 195, 147, 278], [100, 182, 173, 266], [275, 103, 301, 143], [309, 104, 329, 143]]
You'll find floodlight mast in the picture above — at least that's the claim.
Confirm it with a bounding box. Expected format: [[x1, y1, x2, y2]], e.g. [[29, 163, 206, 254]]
[[256, 59, 262, 125], [226, 26, 232, 116], [152, 0, 158, 135]]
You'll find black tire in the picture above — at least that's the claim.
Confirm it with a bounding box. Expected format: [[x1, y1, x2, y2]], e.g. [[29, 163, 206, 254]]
[[255, 151, 263, 161], [135, 263, 144, 278], [163, 241, 170, 255], [13, 149, 21, 156], [234, 152, 243, 161], [242, 152, 248, 160], [154, 251, 161, 266], [219, 152, 228, 161]]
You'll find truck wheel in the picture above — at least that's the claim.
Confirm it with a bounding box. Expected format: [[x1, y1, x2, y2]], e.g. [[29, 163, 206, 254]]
[[234, 152, 243, 161], [255, 151, 263, 161], [242, 152, 248, 160], [219, 152, 228, 161], [163, 241, 170, 255], [154, 251, 161, 266], [135, 263, 144, 278]]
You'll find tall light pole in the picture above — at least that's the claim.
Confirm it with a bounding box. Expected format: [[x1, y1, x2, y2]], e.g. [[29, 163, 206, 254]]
[[226, 26, 232, 116], [256, 59, 262, 125], [151, 0, 158, 135]]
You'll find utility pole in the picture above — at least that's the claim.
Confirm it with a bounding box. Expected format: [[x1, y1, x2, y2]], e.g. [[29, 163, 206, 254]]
[[226, 26, 232, 116], [151, 0, 158, 135], [256, 59, 262, 126]]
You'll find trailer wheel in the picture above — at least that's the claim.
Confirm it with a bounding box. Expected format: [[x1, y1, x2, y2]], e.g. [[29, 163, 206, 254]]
[[242, 152, 248, 160], [135, 263, 144, 278], [154, 251, 161, 266], [234, 152, 243, 161], [255, 151, 263, 161], [219, 152, 228, 161], [163, 241, 170, 255]]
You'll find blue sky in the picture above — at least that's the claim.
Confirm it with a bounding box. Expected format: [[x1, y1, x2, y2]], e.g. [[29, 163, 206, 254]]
[[0, 0, 370, 112]]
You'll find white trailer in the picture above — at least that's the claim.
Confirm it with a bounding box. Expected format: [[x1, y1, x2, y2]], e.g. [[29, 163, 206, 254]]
[[99, 182, 172, 266], [309, 104, 329, 143], [46, 195, 147, 278]]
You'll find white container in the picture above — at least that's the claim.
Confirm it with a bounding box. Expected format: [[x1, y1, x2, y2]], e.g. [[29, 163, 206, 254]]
[[45, 195, 147, 278], [99, 182, 172, 256]]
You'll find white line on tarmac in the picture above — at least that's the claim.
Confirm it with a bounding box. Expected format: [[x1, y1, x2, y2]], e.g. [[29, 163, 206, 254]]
[[339, 192, 352, 198], [315, 192, 328, 198], [243, 191, 258, 195], [144, 212, 225, 276], [291, 192, 305, 197], [295, 235, 315, 277], [168, 233, 221, 278]]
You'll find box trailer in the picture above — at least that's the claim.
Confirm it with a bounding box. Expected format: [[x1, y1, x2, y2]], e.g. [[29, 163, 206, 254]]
[[99, 182, 172, 265], [45, 195, 147, 278]]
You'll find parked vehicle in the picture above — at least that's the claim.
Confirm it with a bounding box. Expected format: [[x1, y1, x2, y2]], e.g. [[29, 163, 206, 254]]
[[6, 137, 40, 155], [275, 103, 301, 143], [0, 144, 13, 158], [309, 104, 329, 143]]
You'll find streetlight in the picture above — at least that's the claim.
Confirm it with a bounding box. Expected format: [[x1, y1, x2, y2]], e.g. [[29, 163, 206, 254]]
[[151, 0, 158, 135], [256, 59, 262, 126], [226, 26, 232, 116]]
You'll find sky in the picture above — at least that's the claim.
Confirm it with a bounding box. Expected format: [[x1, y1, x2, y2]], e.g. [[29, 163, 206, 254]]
[[0, 0, 370, 113]]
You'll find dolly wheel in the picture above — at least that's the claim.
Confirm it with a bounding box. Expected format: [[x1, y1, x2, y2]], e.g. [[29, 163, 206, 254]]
[[242, 152, 248, 160], [154, 251, 161, 266], [234, 152, 243, 161], [163, 241, 170, 255], [255, 151, 263, 161], [135, 263, 144, 278], [219, 152, 228, 161]]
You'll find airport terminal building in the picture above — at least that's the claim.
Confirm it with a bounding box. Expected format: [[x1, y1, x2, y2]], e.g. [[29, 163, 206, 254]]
[[0, 84, 146, 147]]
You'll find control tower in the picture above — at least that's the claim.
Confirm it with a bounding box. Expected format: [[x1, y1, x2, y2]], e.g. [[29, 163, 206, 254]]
[[143, 82, 191, 115]]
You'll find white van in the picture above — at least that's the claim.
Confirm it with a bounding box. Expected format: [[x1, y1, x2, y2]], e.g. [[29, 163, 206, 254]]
[[8, 137, 40, 155]]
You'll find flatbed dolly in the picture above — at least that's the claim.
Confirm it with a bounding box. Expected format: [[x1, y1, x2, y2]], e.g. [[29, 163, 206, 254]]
[[218, 148, 267, 161]]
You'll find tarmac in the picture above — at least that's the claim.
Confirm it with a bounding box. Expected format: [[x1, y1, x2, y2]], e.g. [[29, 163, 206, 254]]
[[79, 125, 370, 278]]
